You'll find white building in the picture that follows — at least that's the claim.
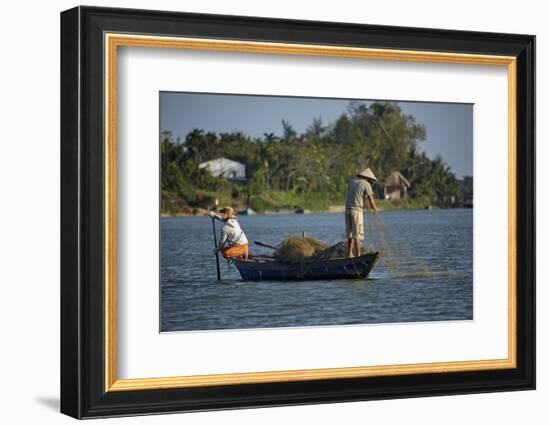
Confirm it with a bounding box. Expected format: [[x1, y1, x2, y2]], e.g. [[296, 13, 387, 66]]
[[199, 157, 246, 182]]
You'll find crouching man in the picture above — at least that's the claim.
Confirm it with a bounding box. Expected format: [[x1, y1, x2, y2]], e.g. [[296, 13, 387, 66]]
[[345, 168, 378, 257], [209, 207, 249, 260]]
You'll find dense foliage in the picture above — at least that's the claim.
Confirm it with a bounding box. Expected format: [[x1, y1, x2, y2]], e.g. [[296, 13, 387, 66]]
[[161, 101, 465, 214]]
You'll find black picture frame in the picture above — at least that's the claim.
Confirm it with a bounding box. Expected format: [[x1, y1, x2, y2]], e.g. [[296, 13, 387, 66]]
[[61, 5, 535, 419]]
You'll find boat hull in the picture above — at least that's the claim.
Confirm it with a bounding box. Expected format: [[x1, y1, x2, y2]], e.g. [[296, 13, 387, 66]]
[[232, 252, 379, 281]]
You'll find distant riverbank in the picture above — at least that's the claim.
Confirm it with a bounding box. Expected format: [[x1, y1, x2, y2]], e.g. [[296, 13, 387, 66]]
[[160, 198, 441, 217]]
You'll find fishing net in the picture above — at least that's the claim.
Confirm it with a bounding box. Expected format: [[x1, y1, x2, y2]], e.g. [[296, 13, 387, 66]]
[[365, 211, 401, 273], [268, 213, 460, 279], [365, 210, 437, 278], [310, 241, 376, 261], [275, 236, 376, 263], [275, 236, 329, 263]]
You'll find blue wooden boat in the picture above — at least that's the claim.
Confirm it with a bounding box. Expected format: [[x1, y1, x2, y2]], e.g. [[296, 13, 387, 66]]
[[232, 252, 379, 281]]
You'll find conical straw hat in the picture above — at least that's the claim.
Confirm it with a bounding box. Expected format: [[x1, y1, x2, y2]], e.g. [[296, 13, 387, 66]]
[[356, 168, 377, 181]]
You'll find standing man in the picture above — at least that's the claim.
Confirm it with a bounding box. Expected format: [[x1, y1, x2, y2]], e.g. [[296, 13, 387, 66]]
[[345, 168, 378, 257]]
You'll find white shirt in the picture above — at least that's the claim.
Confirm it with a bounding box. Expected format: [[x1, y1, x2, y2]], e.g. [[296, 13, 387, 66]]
[[211, 213, 248, 246]]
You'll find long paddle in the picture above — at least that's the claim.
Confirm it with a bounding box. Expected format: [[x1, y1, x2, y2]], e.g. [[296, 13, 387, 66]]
[[254, 241, 279, 251], [211, 217, 221, 280]]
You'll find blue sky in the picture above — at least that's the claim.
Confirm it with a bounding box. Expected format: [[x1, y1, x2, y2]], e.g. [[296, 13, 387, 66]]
[[160, 92, 473, 178]]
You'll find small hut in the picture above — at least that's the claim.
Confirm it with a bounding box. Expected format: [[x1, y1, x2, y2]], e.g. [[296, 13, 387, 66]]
[[199, 157, 246, 183], [384, 171, 410, 200]]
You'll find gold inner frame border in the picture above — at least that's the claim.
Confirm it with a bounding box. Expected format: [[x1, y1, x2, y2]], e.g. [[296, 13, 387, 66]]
[[104, 33, 517, 392]]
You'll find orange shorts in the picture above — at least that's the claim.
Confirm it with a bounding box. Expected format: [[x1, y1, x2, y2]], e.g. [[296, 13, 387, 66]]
[[221, 243, 249, 259]]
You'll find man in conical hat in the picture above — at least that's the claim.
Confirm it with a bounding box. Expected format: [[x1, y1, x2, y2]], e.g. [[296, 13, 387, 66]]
[[345, 168, 378, 257]]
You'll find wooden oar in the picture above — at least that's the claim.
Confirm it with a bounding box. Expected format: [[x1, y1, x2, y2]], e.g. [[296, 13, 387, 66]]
[[211, 217, 221, 280], [254, 241, 279, 251]]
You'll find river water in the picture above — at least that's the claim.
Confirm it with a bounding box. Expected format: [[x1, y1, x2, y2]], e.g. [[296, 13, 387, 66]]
[[161, 209, 473, 332]]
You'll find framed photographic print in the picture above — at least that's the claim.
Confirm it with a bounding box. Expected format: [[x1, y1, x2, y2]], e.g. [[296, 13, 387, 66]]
[[60, 6, 535, 419]]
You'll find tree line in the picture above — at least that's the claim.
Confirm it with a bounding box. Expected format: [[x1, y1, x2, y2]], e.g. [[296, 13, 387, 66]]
[[161, 101, 466, 214]]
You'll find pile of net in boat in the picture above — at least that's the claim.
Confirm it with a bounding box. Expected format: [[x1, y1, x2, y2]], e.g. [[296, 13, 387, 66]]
[[311, 241, 376, 261], [275, 236, 375, 263], [275, 236, 327, 263]]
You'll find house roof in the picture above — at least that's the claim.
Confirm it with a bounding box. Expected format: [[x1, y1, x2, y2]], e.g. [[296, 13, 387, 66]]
[[199, 157, 244, 168], [384, 171, 410, 188]]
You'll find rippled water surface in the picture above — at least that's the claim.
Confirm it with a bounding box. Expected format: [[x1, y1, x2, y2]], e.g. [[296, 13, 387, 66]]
[[161, 209, 473, 332]]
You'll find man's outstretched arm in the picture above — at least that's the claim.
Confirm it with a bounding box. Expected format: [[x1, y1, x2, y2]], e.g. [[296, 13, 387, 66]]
[[368, 194, 378, 212]]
